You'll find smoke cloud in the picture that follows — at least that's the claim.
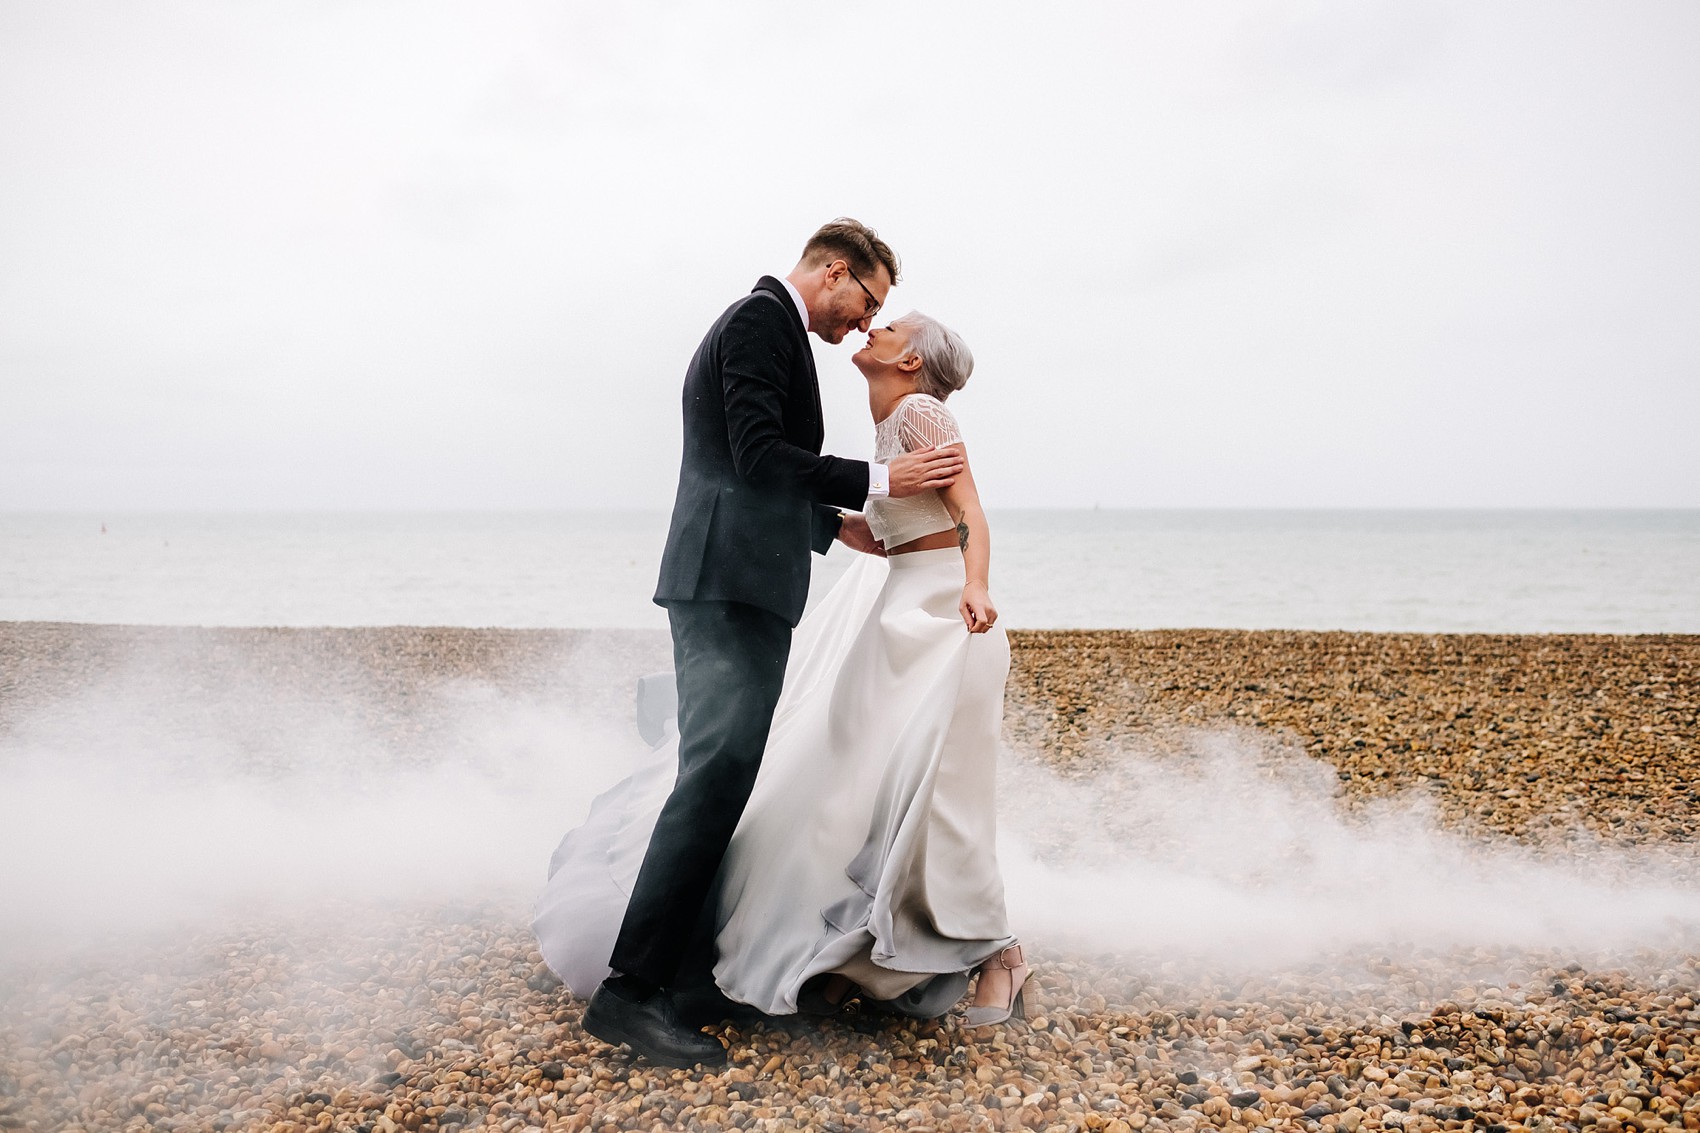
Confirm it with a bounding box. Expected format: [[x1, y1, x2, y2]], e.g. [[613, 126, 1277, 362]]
[[3, 631, 1696, 987], [0, 631, 659, 961], [998, 728, 1700, 986]]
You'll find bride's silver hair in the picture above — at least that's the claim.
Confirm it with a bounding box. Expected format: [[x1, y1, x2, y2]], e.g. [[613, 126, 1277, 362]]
[[891, 311, 974, 401]]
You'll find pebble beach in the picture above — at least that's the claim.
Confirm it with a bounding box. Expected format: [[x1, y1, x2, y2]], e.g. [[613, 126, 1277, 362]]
[[1, 622, 1697, 1133]]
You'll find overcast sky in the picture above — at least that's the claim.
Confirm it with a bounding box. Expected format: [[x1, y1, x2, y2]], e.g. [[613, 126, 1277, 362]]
[[2, 2, 1697, 511]]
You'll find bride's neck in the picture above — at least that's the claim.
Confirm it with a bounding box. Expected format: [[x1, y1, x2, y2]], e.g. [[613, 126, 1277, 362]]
[[868, 373, 919, 422]]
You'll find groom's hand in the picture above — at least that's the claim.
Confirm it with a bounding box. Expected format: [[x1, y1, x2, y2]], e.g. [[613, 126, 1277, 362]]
[[887, 446, 964, 498], [835, 512, 887, 557]]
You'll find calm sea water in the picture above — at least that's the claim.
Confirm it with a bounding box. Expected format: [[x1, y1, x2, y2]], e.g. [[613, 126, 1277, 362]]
[[1, 510, 1696, 632]]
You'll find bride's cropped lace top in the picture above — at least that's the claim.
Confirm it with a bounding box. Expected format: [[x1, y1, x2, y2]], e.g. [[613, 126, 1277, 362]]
[[864, 393, 963, 548]]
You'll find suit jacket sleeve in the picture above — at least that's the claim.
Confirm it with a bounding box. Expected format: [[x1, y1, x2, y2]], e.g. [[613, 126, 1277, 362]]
[[810, 504, 843, 554], [720, 299, 869, 511]]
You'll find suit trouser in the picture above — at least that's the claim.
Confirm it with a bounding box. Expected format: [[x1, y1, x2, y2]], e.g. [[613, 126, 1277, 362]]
[[609, 599, 792, 988]]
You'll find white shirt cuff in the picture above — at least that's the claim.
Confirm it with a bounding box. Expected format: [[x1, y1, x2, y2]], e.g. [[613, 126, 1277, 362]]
[[867, 463, 890, 500]]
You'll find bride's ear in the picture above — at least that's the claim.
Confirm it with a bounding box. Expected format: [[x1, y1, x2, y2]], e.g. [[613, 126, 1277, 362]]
[[898, 352, 923, 374]]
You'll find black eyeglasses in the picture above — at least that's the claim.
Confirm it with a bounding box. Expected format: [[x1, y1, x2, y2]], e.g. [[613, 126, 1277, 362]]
[[844, 264, 882, 318]]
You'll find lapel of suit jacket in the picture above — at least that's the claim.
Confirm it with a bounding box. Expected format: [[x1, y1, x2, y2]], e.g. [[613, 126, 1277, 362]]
[[753, 276, 823, 449]]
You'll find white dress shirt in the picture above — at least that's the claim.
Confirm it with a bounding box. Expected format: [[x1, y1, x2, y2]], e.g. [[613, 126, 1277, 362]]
[[778, 277, 888, 501]]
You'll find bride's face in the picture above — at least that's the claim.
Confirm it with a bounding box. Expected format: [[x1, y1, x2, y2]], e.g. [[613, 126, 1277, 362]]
[[853, 325, 915, 376]]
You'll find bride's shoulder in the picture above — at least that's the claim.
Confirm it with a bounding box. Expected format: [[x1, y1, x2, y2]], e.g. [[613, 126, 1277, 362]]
[[894, 393, 963, 448], [897, 392, 955, 418]]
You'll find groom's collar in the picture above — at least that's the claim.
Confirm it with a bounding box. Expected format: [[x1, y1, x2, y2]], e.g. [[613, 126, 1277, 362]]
[[778, 277, 809, 332]]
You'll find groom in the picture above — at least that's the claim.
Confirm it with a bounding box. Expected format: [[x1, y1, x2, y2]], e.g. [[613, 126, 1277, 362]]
[[582, 219, 964, 1068]]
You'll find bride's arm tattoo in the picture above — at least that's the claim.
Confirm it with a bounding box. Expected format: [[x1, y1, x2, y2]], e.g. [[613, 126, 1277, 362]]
[[956, 519, 970, 551]]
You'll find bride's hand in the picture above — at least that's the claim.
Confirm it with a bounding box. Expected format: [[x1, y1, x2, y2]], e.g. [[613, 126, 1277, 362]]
[[960, 583, 997, 633]]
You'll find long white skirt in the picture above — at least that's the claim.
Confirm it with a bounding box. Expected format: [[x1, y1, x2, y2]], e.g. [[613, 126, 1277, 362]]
[[532, 548, 1014, 1015]]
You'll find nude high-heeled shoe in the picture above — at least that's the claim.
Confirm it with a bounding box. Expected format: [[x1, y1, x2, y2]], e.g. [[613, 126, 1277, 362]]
[[796, 973, 858, 1017], [965, 943, 1029, 1028]]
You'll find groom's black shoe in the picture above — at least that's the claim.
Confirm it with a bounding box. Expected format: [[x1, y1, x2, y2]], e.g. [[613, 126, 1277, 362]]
[[583, 980, 727, 1070], [672, 983, 762, 1029]]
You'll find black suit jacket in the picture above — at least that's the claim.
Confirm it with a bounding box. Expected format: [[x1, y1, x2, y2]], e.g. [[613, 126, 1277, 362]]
[[653, 276, 870, 626]]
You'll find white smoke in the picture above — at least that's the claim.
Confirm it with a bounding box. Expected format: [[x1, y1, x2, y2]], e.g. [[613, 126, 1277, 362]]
[[4, 631, 1696, 989], [997, 728, 1700, 980], [0, 632, 664, 961]]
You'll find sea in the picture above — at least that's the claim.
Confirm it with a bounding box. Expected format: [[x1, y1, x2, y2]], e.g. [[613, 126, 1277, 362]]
[[1, 509, 1696, 633]]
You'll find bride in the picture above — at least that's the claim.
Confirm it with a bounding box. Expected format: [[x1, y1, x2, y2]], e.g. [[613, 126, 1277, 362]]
[[534, 311, 1029, 1037]]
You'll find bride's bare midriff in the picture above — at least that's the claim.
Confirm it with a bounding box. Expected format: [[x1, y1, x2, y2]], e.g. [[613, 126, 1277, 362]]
[[887, 530, 961, 555]]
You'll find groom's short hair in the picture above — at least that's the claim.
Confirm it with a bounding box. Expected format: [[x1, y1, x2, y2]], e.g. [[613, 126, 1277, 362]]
[[799, 218, 901, 285]]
